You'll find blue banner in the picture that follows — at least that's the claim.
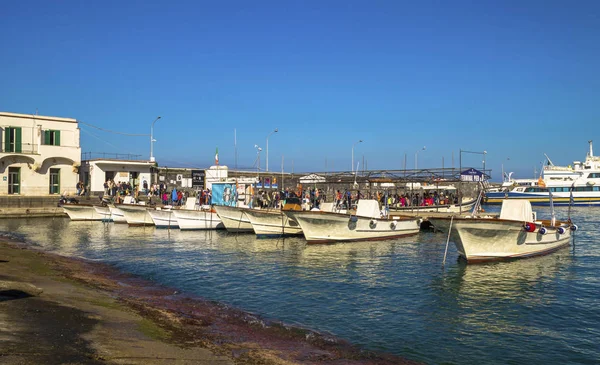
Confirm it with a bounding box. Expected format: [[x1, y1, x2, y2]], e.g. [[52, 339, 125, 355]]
[[211, 183, 237, 206], [460, 168, 484, 182]]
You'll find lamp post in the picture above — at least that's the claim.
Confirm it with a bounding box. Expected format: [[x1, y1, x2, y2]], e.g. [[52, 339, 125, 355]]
[[254, 144, 262, 172], [150, 116, 161, 162], [352, 139, 363, 173], [415, 146, 426, 170], [266, 128, 278, 172]]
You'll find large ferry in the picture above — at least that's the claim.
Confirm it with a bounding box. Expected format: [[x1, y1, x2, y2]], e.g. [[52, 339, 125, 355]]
[[485, 141, 600, 206]]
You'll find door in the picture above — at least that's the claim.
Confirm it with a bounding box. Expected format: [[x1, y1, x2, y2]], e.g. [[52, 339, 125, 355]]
[[8, 167, 20, 194], [49, 168, 60, 194]]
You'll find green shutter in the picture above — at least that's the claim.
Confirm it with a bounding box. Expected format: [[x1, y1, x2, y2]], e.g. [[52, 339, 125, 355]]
[[55, 130, 60, 146], [44, 130, 50, 145], [4, 128, 9, 152], [15, 127, 22, 153]]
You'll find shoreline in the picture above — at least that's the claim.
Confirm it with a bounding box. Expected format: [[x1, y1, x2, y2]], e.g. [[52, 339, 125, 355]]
[[0, 237, 420, 364]]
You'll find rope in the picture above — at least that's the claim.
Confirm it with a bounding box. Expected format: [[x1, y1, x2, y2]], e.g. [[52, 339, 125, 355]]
[[79, 121, 150, 136]]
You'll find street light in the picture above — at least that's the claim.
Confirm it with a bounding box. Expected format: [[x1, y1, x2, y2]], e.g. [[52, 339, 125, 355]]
[[266, 128, 278, 172], [352, 139, 363, 173], [415, 146, 426, 170], [150, 116, 161, 162], [254, 144, 262, 172]]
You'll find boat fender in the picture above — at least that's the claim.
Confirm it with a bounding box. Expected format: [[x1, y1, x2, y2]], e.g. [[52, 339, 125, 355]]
[[369, 220, 377, 229], [524, 222, 536, 232], [570, 224, 578, 232], [538, 227, 547, 235], [557, 226, 566, 235], [390, 221, 397, 230], [349, 215, 358, 223]]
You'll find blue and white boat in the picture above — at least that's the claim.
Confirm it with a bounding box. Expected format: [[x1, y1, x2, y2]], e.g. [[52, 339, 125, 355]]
[[485, 141, 600, 206]]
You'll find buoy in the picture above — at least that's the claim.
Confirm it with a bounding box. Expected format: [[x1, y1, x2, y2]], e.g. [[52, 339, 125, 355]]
[[524, 222, 536, 232], [369, 220, 377, 229], [539, 227, 547, 235], [390, 221, 397, 230], [570, 224, 578, 231], [557, 226, 566, 235]]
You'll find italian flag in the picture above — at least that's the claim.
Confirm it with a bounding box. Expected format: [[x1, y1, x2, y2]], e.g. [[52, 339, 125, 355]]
[[215, 147, 219, 165]]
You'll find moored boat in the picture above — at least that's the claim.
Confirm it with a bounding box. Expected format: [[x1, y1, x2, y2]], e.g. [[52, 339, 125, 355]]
[[93, 205, 112, 222], [172, 208, 224, 230], [428, 199, 577, 262], [62, 204, 104, 221], [243, 208, 303, 238], [148, 207, 179, 229], [284, 199, 421, 244], [213, 205, 253, 232], [485, 141, 600, 206], [118, 204, 154, 226]]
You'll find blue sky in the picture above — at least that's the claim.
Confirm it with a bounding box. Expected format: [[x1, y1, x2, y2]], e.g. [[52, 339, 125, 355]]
[[2, 1, 599, 181]]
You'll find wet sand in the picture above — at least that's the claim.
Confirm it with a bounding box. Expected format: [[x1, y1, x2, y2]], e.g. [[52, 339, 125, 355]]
[[0, 238, 421, 364]]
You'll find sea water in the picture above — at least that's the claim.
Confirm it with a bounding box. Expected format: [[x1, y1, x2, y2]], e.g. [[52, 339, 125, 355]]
[[1, 205, 598, 365]]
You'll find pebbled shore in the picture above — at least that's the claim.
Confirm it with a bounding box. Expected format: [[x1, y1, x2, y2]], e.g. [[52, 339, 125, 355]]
[[0, 238, 421, 365]]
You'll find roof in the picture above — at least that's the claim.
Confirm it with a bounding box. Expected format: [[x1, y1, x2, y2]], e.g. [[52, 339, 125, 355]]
[[0, 111, 77, 123]]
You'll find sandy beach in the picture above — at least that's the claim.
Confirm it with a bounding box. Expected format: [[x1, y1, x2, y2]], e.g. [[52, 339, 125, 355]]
[[0, 237, 419, 365]]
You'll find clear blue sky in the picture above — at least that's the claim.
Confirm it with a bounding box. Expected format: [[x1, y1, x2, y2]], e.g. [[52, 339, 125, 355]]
[[2, 1, 599, 181]]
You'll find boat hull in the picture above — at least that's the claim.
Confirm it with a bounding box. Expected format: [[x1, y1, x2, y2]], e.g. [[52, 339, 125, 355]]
[[62, 204, 103, 221], [428, 217, 572, 262], [148, 209, 179, 228], [213, 205, 254, 232], [108, 206, 127, 223], [485, 191, 600, 206], [93, 206, 112, 222], [285, 210, 421, 244], [172, 209, 224, 230], [243, 209, 303, 238], [118, 205, 155, 226]]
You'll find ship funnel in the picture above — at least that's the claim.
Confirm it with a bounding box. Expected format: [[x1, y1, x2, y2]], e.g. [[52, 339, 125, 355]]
[[589, 140, 594, 158]]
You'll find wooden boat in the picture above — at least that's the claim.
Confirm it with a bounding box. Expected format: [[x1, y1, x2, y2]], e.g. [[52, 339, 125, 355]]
[[117, 204, 154, 227], [170, 199, 224, 230], [147, 207, 179, 229], [93, 205, 112, 221], [213, 205, 254, 233], [283, 199, 421, 244], [62, 204, 103, 221], [428, 199, 577, 262], [243, 198, 303, 238]]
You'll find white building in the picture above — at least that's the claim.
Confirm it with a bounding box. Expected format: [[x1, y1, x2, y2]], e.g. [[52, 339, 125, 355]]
[[79, 158, 155, 195], [0, 112, 81, 196]]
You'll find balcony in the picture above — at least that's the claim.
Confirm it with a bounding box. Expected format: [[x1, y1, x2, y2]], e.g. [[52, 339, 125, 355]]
[[0, 143, 38, 155]]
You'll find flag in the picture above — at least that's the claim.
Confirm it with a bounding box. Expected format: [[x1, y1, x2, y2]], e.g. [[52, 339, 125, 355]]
[[215, 147, 219, 165]]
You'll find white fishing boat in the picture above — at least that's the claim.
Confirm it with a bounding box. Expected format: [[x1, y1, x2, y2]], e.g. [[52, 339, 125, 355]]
[[147, 207, 179, 229], [213, 205, 254, 233], [172, 208, 224, 230], [108, 205, 127, 223], [485, 140, 600, 206], [244, 208, 303, 238], [171, 198, 224, 230], [62, 204, 103, 221], [428, 199, 577, 262], [118, 203, 154, 226], [284, 199, 421, 244], [93, 205, 112, 221]]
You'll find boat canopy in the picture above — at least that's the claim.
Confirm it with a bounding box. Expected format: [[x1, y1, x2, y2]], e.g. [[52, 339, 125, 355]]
[[356, 200, 381, 218], [500, 200, 534, 222]]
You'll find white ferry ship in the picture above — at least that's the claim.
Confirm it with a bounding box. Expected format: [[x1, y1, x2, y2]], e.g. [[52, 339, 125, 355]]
[[485, 140, 600, 206]]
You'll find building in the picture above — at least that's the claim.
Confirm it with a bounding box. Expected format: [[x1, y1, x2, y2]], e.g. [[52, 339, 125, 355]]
[[79, 156, 155, 196], [0, 112, 81, 196]]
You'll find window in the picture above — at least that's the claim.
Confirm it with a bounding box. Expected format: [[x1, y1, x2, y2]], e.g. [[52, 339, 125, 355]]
[[44, 130, 61, 146], [4, 127, 22, 153], [49, 168, 60, 194], [8, 167, 20, 194]]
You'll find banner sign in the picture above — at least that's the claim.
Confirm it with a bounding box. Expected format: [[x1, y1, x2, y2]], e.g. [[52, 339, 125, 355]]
[[191, 169, 205, 188], [211, 183, 237, 206], [460, 168, 485, 182], [272, 177, 278, 189]]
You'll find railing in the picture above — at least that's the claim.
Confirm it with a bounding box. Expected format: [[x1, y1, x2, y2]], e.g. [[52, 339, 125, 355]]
[[0, 143, 38, 154], [81, 152, 144, 161]]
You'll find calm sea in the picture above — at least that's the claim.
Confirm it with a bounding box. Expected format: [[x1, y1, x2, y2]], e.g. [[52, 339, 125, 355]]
[[1, 205, 598, 365]]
